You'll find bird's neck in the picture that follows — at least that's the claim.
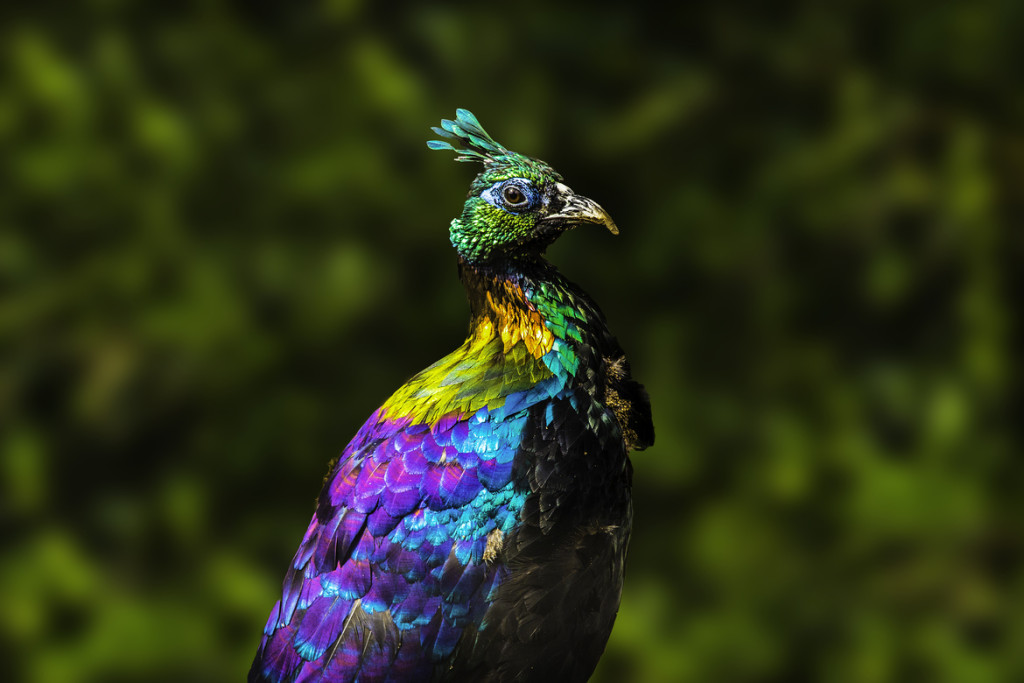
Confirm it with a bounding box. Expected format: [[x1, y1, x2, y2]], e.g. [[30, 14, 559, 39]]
[[459, 257, 583, 358], [376, 258, 599, 425]]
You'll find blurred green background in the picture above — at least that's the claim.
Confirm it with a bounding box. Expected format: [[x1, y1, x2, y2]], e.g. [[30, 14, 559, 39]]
[[2, 2, 1022, 681]]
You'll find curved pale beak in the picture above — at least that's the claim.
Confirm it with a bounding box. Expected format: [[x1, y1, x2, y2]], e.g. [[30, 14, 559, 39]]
[[543, 183, 619, 235]]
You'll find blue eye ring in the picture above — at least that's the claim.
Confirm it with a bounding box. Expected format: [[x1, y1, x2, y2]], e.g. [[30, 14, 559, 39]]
[[483, 179, 537, 213]]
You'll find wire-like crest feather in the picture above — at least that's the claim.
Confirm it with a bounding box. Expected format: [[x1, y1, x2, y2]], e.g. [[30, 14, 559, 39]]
[[426, 109, 512, 164]]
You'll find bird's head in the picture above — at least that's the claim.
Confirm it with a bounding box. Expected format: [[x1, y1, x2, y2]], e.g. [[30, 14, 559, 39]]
[[428, 109, 618, 265]]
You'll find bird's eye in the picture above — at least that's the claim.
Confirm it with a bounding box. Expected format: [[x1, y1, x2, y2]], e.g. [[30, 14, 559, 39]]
[[502, 184, 527, 207], [482, 179, 536, 213]]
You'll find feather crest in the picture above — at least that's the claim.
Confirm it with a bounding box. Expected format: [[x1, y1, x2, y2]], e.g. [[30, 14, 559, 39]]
[[426, 109, 512, 164]]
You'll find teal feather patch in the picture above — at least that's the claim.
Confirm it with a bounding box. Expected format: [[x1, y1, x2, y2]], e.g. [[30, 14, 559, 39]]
[[426, 109, 511, 164]]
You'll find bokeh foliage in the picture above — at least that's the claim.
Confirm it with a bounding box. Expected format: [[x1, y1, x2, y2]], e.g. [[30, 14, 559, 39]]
[[2, 2, 1022, 681]]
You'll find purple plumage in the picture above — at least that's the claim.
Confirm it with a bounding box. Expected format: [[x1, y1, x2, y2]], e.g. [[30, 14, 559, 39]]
[[250, 110, 652, 682]]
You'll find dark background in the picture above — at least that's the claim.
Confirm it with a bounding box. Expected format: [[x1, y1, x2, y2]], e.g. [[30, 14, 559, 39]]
[[2, 2, 1023, 681]]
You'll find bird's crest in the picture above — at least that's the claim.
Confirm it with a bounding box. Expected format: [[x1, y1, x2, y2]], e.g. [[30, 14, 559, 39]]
[[427, 109, 560, 186], [427, 109, 516, 165]]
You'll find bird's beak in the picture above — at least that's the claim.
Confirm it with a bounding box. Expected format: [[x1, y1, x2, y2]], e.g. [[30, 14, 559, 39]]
[[542, 183, 619, 235]]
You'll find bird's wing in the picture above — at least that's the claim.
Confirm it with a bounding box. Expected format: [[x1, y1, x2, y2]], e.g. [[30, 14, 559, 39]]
[[442, 387, 633, 682]]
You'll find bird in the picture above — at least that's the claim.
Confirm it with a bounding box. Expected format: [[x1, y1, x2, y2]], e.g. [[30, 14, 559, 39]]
[[249, 109, 654, 683]]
